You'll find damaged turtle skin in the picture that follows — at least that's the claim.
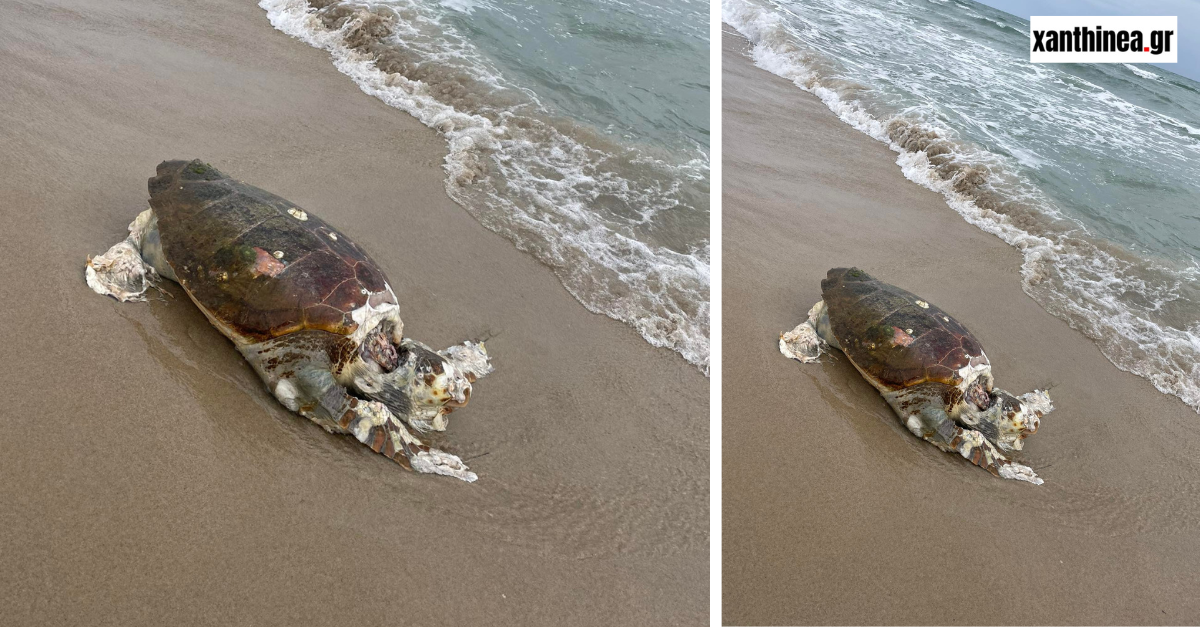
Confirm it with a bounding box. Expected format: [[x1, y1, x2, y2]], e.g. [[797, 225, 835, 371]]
[[87, 160, 491, 482], [780, 267, 1052, 484]]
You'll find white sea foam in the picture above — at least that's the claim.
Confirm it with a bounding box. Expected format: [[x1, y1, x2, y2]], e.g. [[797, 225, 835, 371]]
[[1124, 63, 1162, 81], [725, 0, 1200, 411], [261, 0, 710, 371], [438, 0, 486, 14]]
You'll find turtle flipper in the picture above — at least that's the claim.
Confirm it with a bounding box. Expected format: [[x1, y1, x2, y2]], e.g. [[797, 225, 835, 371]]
[[86, 208, 178, 301], [911, 406, 1043, 485], [86, 209, 158, 302], [948, 428, 1042, 485], [780, 300, 834, 363], [335, 397, 477, 482]]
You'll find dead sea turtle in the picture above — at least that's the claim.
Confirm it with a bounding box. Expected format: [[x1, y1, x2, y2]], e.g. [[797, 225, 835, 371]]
[[780, 268, 1052, 485], [86, 160, 491, 482]]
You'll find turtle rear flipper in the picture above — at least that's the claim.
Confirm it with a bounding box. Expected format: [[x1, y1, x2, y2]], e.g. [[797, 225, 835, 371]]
[[86, 209, 159, 302], [780, 322, 824, 362], [780, 300, 835, 363], [86, 239, 153, 302], [86, 208, 177, 302]]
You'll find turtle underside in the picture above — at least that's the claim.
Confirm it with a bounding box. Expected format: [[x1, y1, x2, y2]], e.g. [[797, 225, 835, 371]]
[[148, 159, 396, 341], [821, 267, 987, 390]]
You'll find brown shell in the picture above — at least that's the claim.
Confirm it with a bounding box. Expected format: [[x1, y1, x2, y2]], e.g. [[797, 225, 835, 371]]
[[148, 159, 396, 341], [821, 267, 988, 390]]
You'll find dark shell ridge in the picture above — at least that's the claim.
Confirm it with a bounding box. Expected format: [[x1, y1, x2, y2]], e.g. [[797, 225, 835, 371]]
[[148, 159, 396, 340], [821, 267, 987, 389]]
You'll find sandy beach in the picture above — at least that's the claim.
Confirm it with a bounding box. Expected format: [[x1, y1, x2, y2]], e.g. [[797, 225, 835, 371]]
[[0, 1, 708, 623], [723, 24, 1200, 626]]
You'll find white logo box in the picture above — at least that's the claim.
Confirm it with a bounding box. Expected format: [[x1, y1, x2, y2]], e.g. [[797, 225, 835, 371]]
[[1030, 16, 1178, 63]]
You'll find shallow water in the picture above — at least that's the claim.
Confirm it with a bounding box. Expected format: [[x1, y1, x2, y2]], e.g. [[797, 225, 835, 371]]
[[262, 0, 711, 371], [725, 0, 1200, 410]]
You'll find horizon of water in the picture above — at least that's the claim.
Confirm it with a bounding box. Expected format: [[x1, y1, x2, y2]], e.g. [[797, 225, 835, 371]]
[[262, 0, 711, 372], [725, 0, 1200, 410]]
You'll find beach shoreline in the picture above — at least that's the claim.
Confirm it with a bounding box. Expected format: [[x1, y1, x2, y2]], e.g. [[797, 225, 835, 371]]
[[722, 23, 1200, 625], [0, 1, 707, 624], [262, 0, 713, 372]]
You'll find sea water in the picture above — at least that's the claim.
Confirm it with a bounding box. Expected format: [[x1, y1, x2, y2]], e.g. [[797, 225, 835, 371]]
[[262, 0, 711, 371], [725, 0, 1200, 410]]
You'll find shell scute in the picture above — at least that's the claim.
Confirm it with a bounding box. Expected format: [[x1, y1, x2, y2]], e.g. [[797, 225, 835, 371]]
[[324, 277, 370, 312], [354, 260, 387, 293], [959, 332, 984, 357], [303, 303, 354, 331], [241, 214, 327, 254], [184, 196, 270, 254], [855, 288, 914, 320], [180, 161, 227, 181], [187, 181, 235, 204], [879, 306, 941, 341]]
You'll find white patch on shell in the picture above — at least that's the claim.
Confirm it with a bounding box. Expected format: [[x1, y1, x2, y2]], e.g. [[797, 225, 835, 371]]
[[956, 351, 991, 389], [328, 232, 338, 240], [273, 250, 284, 259], [287, 208, 308, 221], [347, 283, 402, 344], [916, 300, 929, 308]]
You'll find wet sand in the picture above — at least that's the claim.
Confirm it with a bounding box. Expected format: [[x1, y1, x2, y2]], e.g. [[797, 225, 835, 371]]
[[0, 1, 707, 623], [723, 25, 1200, 626]]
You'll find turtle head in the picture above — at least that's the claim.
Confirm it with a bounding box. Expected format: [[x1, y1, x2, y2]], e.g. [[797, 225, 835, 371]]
[[963, 385, 1050, 451], [356, 332, 491, 432], [987, 390, 1040, 450]]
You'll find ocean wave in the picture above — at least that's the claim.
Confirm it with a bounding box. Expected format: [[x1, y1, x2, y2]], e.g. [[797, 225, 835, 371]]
[[725, 0, 1200, 410], [261, 0, 710, 371], [1123, 63, 1162, 81]]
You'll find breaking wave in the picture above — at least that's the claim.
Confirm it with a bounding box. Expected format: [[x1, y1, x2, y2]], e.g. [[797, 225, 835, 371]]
[[1123, 63, 1162, 81], [262, 0, 710, 371], [725, 0, 1200, 410]]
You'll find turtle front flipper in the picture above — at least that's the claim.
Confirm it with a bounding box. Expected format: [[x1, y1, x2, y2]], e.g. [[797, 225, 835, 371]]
[[333, 397, 477, 483], [912, 406, 1043, 485]]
